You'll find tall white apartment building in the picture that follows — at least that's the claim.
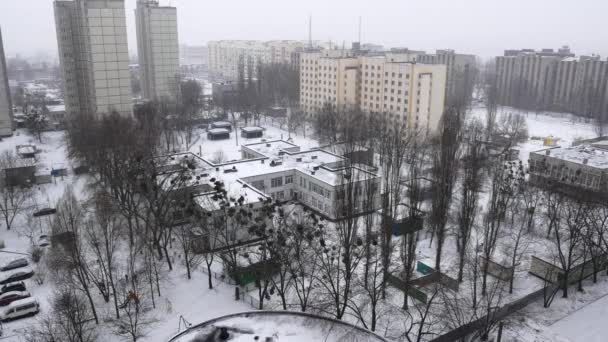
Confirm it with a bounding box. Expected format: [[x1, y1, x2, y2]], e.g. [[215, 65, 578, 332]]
[[208, 40, 304, 80], [0, 27, 13, 136], [135, 0, 180, 102], [54, 0, 132, 118], [300, 51, 447, 134]]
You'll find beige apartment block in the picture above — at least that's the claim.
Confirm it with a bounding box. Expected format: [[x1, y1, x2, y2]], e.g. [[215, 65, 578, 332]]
[[135, 0, 180, 102], [208, 40, 304, 80], [0, 27, 13, 136], [300, 51, 447, 134], [54, 0, 132, 118]]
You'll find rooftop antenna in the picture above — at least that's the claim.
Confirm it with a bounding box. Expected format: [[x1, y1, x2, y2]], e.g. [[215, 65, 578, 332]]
[[308, 14, 312, 49], [358, 16, 362, 43]]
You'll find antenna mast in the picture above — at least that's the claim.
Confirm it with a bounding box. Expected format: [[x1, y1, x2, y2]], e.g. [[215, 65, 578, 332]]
[[358, 16, 362, 43], [308, 14, 312, 49]]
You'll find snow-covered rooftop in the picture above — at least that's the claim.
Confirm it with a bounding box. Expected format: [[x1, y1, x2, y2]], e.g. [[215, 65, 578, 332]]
[[46, 104, 65, 112], [168, 311, 388, 342], [241, 126, 263, 133], [211, 121, 231, 127], [208, 128, 230, 135], [532, 145, 608, 169], [156, 139, 379, 209]]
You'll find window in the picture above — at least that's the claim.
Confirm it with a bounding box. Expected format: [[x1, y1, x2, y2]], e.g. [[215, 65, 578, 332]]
[[285, 175, 293, 184], [251, 180, 265, 190], [277, 191, 285, 200], [271, 177, 283, 188]]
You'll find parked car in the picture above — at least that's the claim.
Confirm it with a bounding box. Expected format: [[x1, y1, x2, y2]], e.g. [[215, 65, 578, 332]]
[[0, 291, 30, 306], [0, 258, 29, 272], [0, 269, 34, 285], [33, 208, 56, 217], [0, 282, 26, 294], [0, 297, 39, 321], [38, 236, 50, 247]]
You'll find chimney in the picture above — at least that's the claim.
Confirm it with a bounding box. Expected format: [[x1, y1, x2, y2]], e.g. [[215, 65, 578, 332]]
[[545, 150, 551, 156], [583, 158, 589, 165]]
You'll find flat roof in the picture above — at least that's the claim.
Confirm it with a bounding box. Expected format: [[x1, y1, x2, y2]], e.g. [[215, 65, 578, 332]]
[[211, 121, 231, 126], [532, 145, 608, 169], [241, 126, 263, 133], [208, 128, 230, 134]]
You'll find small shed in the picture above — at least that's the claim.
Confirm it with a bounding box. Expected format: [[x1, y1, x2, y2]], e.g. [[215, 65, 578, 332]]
[[241, 127, 263, 139], [268, 107, 287, 118], [16, 145, 37, 159], [210, 121, 232, 132], [51, 163, 68, 177], [207, 128, 230, 140]]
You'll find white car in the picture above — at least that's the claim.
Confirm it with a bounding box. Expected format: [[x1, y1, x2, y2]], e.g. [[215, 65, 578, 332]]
[[0, 297, 39, 321]]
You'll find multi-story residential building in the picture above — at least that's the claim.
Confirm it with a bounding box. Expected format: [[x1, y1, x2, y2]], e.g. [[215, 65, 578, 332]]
[[155, 139, 381, 221], [54, 0, 132, 118], [528, 141, 608, 200], [0, 27, 13, 136], [416, 49, 477, 102], [208, 40, 304, 80], [135, 0, 179, 102], [299, 50, 360, 114], [180, 45, 207, 66], [300, 51, 447, 134], [495, 47, 608, 116]]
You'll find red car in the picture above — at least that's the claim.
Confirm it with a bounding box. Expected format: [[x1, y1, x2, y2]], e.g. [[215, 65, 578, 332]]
[[0, 291, 30, 306]]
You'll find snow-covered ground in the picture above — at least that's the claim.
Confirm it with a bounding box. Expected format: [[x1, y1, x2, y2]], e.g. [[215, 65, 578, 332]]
[[0, 105, 605, 341], [0, 123, 320, 341], [549, 292, 608, 342]]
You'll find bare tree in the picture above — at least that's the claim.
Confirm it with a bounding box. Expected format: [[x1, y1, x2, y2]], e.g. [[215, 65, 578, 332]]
[[430, 108, 462, 272], [0, 151, 33, 230], [24, 287, 98, 342], [50, 187, 99, 324], [547, 194, 588, 298], [481, 160, 524, 295], [112, 272, 158, 342], [483, 65, 499, 141], [456, 119, 485, 282], [85, 190, 123, 318]]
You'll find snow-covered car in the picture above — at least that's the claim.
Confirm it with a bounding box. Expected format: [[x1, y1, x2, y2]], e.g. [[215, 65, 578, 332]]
[[0, 297, 39, 322], [32, 208, 56, 217], [0, 282, 26, 295], [38, 236, 50, 247], [0, 258, 29, 272], [0, 269, 34, 285], [0, 291, 30, 306]]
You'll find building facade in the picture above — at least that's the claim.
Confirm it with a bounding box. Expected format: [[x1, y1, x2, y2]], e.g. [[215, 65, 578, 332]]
[[495, 47, 608, 116], [529, 142, 608, 200], [155, 139, 381, 221], [300, 51, 447, 134], [208, 40, 304, 81], [0, 27, 13, 136], [416, 49, 477, 103], [135, 0, 180, 102], [54, 0, 132, 118]]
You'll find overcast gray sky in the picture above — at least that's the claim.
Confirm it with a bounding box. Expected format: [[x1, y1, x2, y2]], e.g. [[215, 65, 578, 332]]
[[1, 0, 607, 60]]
